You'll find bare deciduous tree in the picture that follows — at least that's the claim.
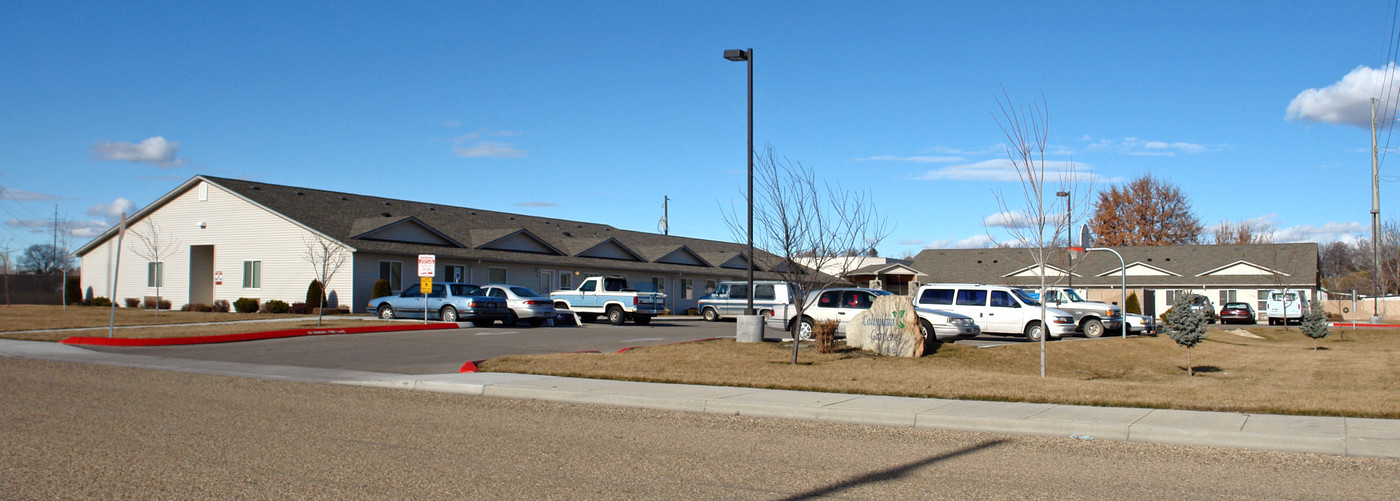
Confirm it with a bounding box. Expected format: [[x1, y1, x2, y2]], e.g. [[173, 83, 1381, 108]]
[[722, 144, 891, 365], [303, 234, 349, 326], [1211, 219, 1276, 245], [988, 92, 1093, 378], [1088, 174, 1203, 246], [129, 220, 179, 316]]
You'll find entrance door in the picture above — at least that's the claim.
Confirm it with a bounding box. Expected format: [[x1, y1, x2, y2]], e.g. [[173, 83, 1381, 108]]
[[189, 245, 214, 305], [541, 270, 555, 293], [1143, 289, 1157, 317]]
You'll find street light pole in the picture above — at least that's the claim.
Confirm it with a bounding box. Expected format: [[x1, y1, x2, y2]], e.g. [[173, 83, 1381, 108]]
[[725, 48, 754, 315]]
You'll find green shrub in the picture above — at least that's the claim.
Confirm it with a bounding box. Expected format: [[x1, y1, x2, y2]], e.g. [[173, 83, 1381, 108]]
[[90, 297, 112, 307], [306, 280, 326, 308], [289, 302, 311, 314], [212, 300, 231, 313], [372, 279, 392, 299], [263, 299, 290, 314], [1301, 298, 1330, 349], [65, 277, 81, 305], [234, 297, 260, 313], [1125, 292, 1142, 315], [125, 298, 140, 308], [183, 303, 213, 313]]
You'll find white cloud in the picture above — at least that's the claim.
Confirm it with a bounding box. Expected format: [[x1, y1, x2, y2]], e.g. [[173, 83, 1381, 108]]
[[1287, 64, 1400, 128], [1082, 137, 1214, 156], [916, 159, 1096, 183], [897, 238, 926, 246], [87, 198, 137, 222], [0, 186, 60, 201], [949, 234, 996, 249], [90, 136, 185, 168], [453, 141, 528, 158], [65, 220, 112, 238], [1271, 221, 1366, 243]]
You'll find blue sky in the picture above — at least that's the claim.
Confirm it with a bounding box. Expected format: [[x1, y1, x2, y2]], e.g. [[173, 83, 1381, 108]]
[[2, 1, 1398, 260]]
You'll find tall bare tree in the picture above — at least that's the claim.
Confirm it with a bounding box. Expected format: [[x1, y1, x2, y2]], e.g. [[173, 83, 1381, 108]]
[[723, 144, 890, 364], [988, 91, 1092, 378], [1088, 174, 1203, 246], [129, 219, 179, 316], [302, 234, 349, 326], [0, 238, 11, 305]]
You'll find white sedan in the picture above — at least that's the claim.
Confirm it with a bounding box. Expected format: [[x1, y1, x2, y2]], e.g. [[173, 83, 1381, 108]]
[[480, 284, 559, 327]]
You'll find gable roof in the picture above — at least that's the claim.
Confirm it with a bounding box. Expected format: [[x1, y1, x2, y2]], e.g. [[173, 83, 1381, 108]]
[[910, 243, 1319, 289]]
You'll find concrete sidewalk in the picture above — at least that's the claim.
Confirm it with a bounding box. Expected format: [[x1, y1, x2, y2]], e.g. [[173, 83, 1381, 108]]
[[2, 338, 1397, 459]]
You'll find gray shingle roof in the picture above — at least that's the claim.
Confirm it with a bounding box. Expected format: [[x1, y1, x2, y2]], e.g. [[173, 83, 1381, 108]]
[[909, 243, 1319, 289]]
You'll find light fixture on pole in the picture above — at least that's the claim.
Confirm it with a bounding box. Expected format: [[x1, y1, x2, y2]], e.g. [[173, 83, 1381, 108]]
[[725, 48, 754, 315], [1056, 190, 1071, 289]]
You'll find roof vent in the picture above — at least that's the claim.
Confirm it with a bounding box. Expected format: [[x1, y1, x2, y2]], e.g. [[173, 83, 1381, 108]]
[[563, 232, 572, 237], [470, 211, 476, 216], [381, 212, 391, 217], [383, 201, 391, 206], [509, 216, 515, 220], [340, 196, 347, 201], [251, 186, 260, 190], [428, 207, 435, 211]]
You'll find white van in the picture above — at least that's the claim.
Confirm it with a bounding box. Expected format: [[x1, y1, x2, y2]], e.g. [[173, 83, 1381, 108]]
[[1265, 289, 1309, 325], [912, 283, 1078, 341], [697, 280, 791, 321]]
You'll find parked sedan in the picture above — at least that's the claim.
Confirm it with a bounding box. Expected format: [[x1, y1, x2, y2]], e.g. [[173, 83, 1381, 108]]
[[1219, 302, 1257, 325], [1125, 313, 1157, 336], [368, 282, 509, 327], [766, 287, 893, 339], [481, 284, 558, 327]]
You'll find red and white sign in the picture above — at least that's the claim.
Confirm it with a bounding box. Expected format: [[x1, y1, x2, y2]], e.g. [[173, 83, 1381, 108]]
[[418, 254, 435, 277], [214, 271, 223, 285]]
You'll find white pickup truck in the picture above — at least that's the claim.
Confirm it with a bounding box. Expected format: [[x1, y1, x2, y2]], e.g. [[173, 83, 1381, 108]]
[[1036, 287, 1124, 338], [550, 276, 666, 325]]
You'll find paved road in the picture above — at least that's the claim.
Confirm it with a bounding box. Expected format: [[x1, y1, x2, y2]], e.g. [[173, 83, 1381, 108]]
[[4, 356, 1397, 499], [84, 319, 740, 374]]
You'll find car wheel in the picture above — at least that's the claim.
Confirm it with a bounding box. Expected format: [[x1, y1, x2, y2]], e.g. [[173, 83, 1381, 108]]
[[634, 315, 652, 326], [702, 308, 720, 322], [472, 319, 494, 327], [919, 319, 934, 339], [797, 318, 814, 341], [1083, 318, 1104, 338], [527, 318, 545, 327], [377, 305, 395, 319], [504, 310, 519, 326], [441, 306, 458, 323], [607, 307, 625, 325], [1024, 322, 1044, 342]]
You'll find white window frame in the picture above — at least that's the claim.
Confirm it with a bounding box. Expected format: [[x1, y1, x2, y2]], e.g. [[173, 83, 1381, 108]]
[[242, 260, 261, 289], [147, 262, 163, 288], [681, 278, 694, 300], [488, 267, 508, 284], [379, 261, 402, 291]]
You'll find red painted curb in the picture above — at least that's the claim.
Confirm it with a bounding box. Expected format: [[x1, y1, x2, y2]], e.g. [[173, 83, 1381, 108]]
[[459, 360, 480, 373], [1330, 323, 1400, 328], [60, 322, 460, 347]]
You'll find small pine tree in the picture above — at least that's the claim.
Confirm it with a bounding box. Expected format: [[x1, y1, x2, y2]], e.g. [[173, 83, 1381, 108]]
[[372, 279, 392, 300], [1161, 290, 1208, 376], [306, 280, 326, 309], [1125, 292, 1142, 315], [1300, 298, 1330, 350]]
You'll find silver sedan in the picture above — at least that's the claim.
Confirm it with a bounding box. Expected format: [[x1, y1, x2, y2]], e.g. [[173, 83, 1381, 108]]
[[481, 284, 559, 327]]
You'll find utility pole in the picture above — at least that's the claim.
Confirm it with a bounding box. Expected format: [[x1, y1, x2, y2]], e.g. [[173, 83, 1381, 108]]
[[661, 196, 669, 235], [1373, 98, 1383, 323]]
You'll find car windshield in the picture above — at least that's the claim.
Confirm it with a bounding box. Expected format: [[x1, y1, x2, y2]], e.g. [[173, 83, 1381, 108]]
[[1225, 302, 1250, 309], [1012, 289, 1040, 306], [872, 290, 893, 296], [509, 286, 542, 298], [1062, 289, 1085, 302], [449, 284, 483, 296]]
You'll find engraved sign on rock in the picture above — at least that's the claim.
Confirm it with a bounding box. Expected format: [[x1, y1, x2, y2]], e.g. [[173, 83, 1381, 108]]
[[845, 295, 928, 357]]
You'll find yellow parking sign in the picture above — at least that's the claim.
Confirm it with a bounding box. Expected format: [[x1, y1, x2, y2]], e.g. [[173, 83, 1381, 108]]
[[420, 277, 432, 294]]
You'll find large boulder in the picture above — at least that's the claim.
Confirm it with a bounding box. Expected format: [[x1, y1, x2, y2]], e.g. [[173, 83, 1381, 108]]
[[845, 295, 928, 357]]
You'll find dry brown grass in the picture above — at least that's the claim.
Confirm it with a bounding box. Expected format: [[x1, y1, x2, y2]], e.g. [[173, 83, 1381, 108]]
[[0, 305, 395, 342], [480, 327, 1400, 418]]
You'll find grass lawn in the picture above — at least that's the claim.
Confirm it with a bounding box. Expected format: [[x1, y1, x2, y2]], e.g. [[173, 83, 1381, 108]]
[[480, 326, 1400, 419], [0, 305, 399, 342]]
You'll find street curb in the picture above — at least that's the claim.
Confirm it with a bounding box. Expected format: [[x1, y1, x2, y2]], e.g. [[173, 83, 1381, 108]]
[[59, 322, 460, 347]]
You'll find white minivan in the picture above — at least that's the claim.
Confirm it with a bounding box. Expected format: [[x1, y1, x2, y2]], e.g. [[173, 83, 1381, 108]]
[[1265, 289, 1310, 325], [913, 283, 1078, 341], [697, 280, 792, 321]]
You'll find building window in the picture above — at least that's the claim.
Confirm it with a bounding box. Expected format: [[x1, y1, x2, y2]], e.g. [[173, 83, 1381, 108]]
[[559, 272, 572, 290], [379, 261, 402, 291], [705, 279, 716, 294], [1257, 289, 1270, 313], [1219, 290, 1237, 304], [681, 278, 693, 300], [488, 267, 508, 284], [242, 260, 261, 289], [147, 262, 163, 287], [651, 277, 666, 294], [445, 265, 466, 282]]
